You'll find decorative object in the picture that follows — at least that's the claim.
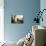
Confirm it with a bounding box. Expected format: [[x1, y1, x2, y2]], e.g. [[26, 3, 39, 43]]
[[33, 9, 46, 24], [11, 15, 24, 24]]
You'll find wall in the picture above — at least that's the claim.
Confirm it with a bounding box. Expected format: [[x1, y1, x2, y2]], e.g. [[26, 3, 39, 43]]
[[40, 0, 46, 45], [40, 0, 46, 27], [0, 0, 4, 42], [4, 0, 40, 42]]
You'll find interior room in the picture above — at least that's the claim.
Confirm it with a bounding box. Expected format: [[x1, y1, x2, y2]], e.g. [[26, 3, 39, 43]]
[[0, 0, 46, 46]]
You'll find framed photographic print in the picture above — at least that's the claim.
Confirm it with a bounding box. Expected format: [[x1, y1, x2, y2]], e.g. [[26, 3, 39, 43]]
[[11, 15, 24, 24]]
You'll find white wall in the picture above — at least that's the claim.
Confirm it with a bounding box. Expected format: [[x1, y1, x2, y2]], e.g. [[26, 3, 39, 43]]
[[0, 0, 4, 42]]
